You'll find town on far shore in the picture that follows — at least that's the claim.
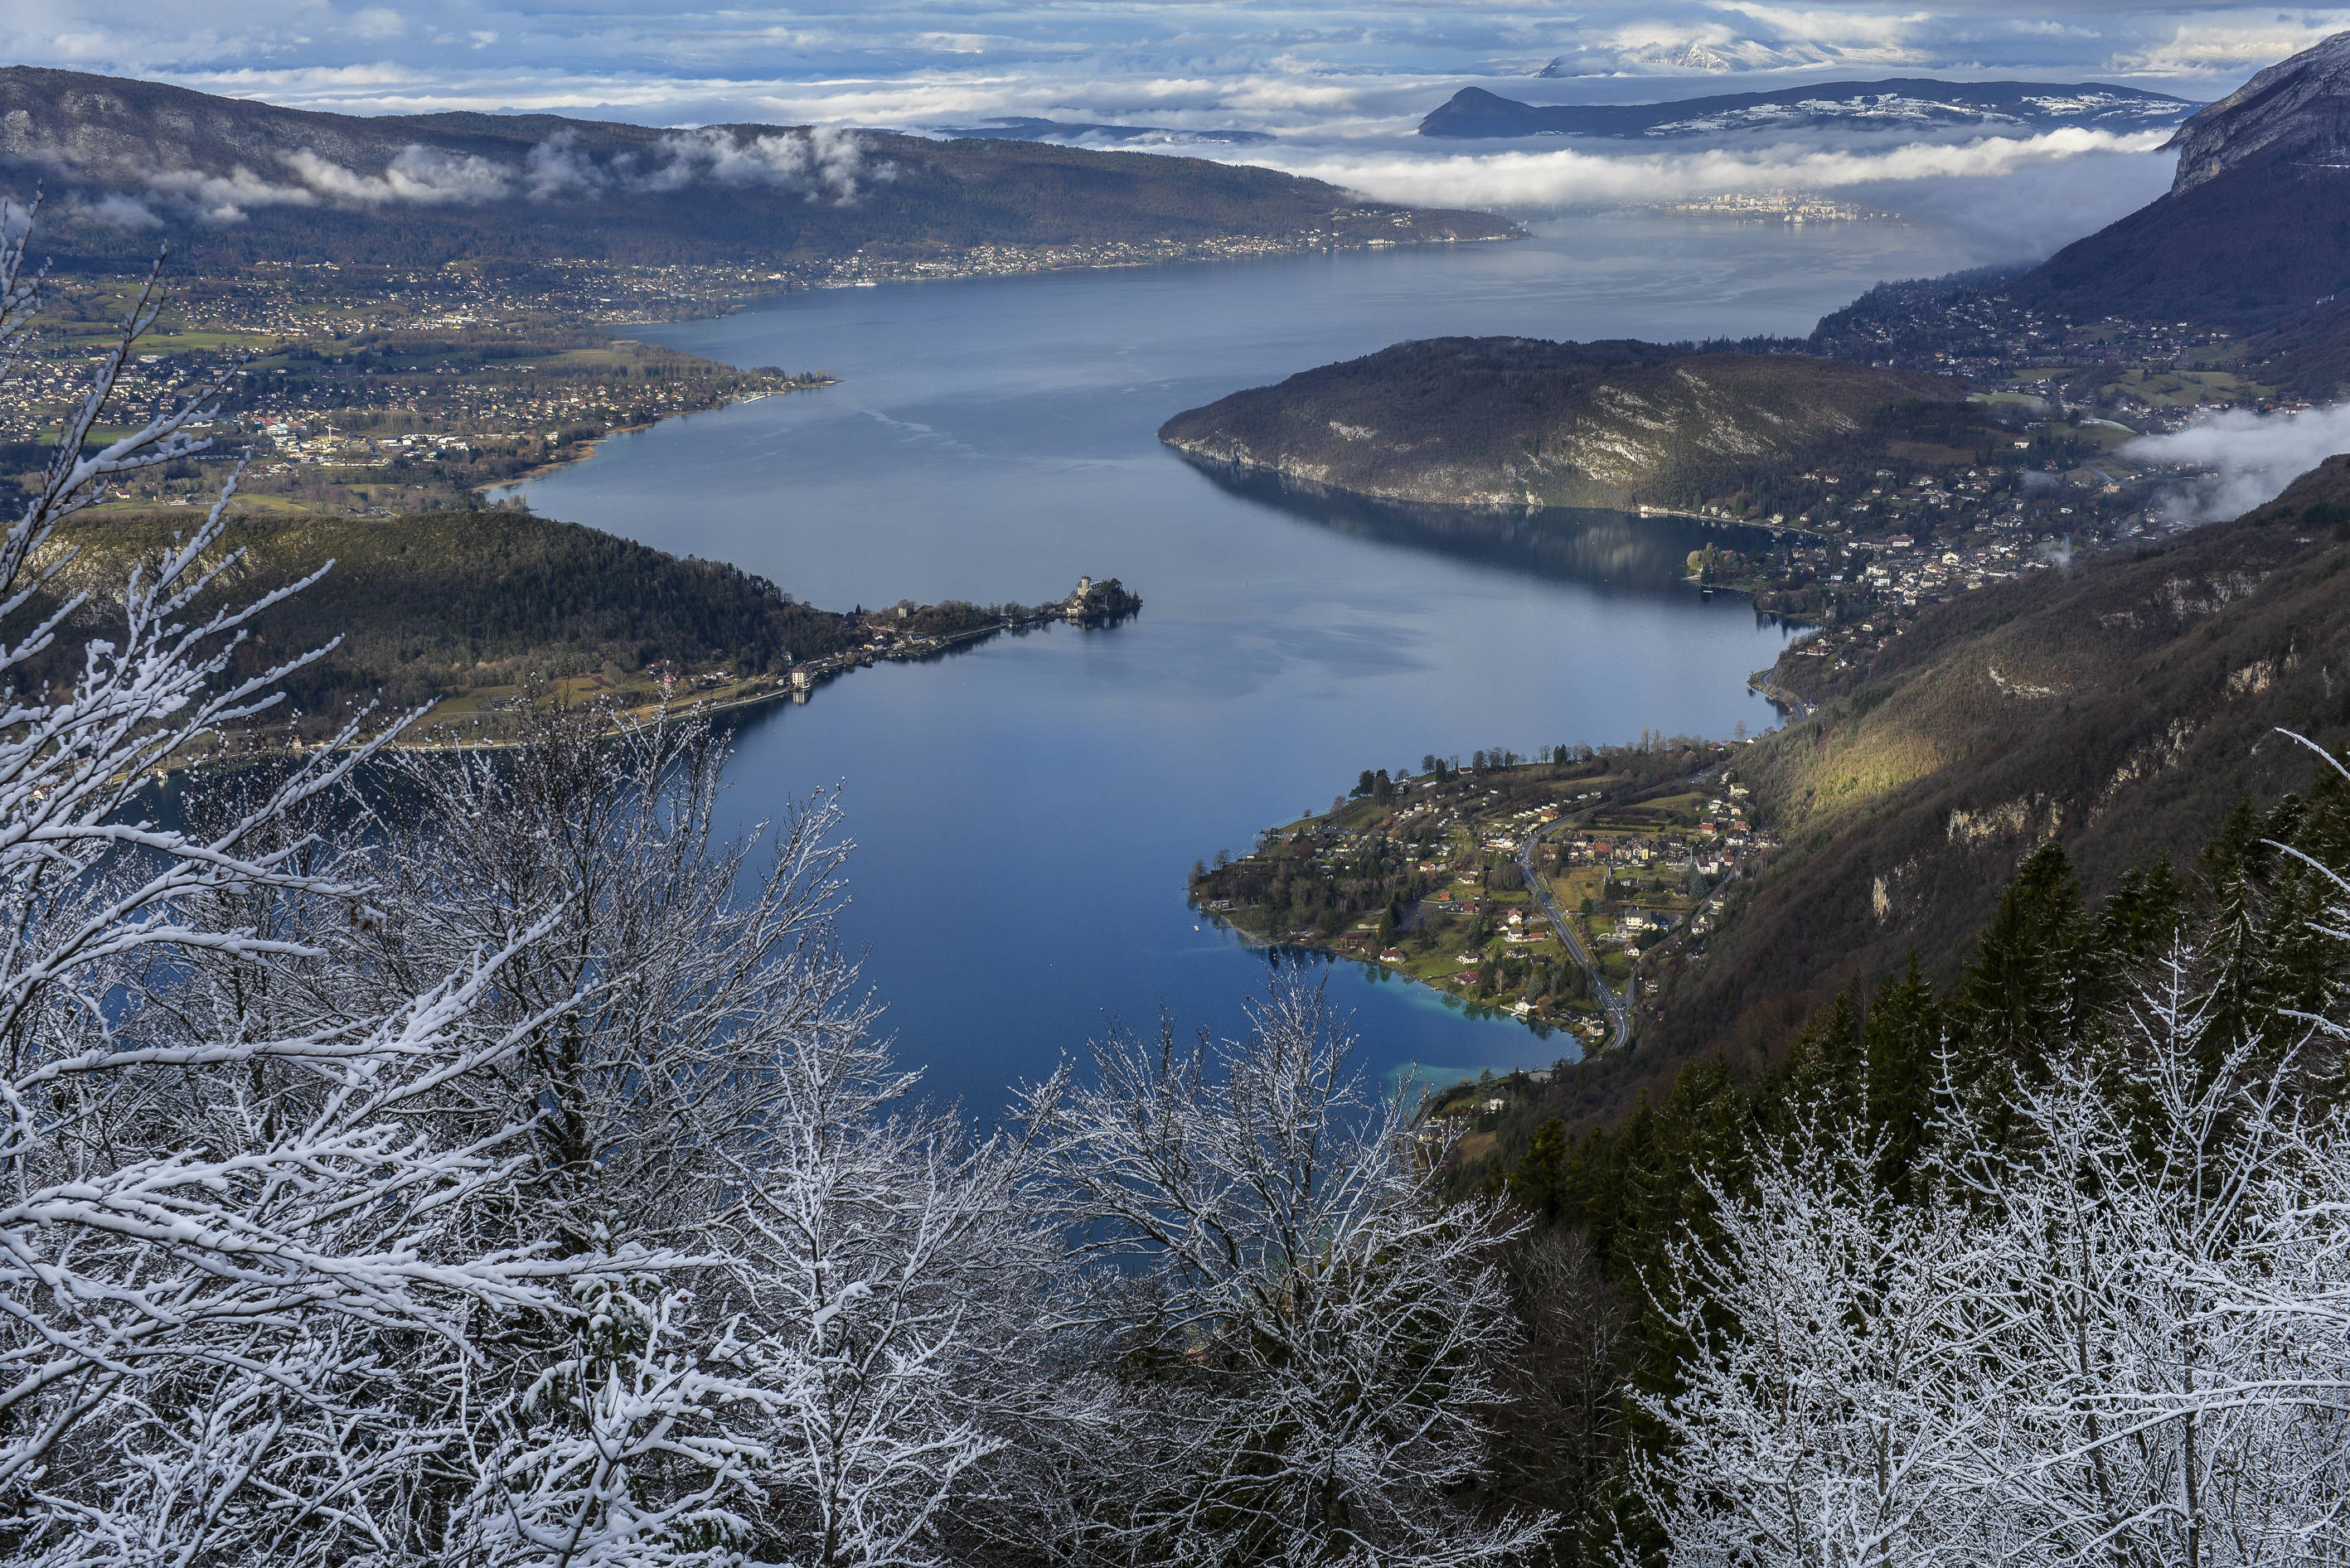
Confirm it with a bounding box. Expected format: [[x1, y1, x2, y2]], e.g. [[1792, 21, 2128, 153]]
[[1186, 738, 1779, 1050]]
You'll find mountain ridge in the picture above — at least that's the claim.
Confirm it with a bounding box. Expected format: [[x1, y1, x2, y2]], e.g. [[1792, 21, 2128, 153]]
[[2004, 33, 2350, 326], [0, 66, 1515, 271], [1418, 79, 2195, 139], [2166, 30, 2350, 191]]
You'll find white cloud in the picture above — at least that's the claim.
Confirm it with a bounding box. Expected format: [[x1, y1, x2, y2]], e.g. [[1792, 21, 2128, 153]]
[[1249, 126, 2173, 213], [636, 126, 894, 202], [105, 128, 894, 219], [76, 191, 163, 227], [140, 163, 318, 223], [283, 143, 512, 204], [1714, 3, 1932, 56], [2124, 404, 2350, 520], [522, 129, 607, 197], [2109, 17, 2350, 76], [346, 7, 406, 42]]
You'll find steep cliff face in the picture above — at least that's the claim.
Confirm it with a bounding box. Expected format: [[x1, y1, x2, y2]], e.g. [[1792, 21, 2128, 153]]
[[2008, 31, 2350, 326], [1158, 338, 1964, 511], [2168, 31, 2350, 192]]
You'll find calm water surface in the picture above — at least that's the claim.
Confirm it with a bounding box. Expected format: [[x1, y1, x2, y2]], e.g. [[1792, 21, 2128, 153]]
[[514, 213, 1986, 1108]]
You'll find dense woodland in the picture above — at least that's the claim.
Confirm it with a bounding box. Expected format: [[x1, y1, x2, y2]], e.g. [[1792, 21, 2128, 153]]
[[34, 506, 870, 728]]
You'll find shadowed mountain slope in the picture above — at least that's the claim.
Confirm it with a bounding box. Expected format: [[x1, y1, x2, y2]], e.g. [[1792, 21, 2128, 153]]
[[2013, 33, 2350, 327], [1654, 461, 2350, 1058]]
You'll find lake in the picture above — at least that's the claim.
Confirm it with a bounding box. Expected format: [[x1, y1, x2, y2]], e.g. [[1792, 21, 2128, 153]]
[[511, 212, 1989, 1109]]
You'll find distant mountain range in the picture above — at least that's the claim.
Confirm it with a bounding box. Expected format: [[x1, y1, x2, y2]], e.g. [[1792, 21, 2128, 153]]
[[1419, 80, 2196, 139], [2003, 31, 2350, 327], [0, 67, 1509, 272], [928, 118, 1272, 147]]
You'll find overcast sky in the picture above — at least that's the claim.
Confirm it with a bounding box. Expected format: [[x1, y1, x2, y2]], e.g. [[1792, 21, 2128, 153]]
[[11, 0, 2336, 253], [8, 2, 2337, 132]]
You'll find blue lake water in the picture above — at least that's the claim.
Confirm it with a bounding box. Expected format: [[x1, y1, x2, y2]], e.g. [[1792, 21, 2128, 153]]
[[511, 212, 1984, 1110]]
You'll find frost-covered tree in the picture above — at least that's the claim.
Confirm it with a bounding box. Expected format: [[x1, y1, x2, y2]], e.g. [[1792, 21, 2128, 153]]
[[0, 216, 594, 1559], [0, 211, 1037, 1568], [349, 699, 1041, 1568], [1020, 980, 1545, 1568], [1948, 948, 2345, 1568], [1628, 1116, 2008, 1568], [1630, 762, 2350, 1568]]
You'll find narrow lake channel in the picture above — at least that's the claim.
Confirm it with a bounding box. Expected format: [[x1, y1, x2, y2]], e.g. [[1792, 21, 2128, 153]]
[[511, 212, 1986, 1108]]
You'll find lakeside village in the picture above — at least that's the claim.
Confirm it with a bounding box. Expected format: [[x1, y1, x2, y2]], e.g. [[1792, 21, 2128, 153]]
[[1642, 344, 2315, 699], [0, 269, 841, 516], [3, 227, 1466, 512], [1188, 742, 1771, 1050]]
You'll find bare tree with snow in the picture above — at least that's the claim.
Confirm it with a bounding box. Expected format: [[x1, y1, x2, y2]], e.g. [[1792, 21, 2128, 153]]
[[351, 698, 1044, 1568], [1020, 979, 1545, 1568], [0, 213, 608, 1561], [1627, 1116, 2013, 1568]]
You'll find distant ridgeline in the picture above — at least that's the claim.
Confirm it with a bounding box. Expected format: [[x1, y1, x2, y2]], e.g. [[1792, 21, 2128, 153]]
[[923, 118, 1274, 147], [0, 67, 1515, 272], [1418, 80, 2195, 139], [1158, 336, 1999, 513]]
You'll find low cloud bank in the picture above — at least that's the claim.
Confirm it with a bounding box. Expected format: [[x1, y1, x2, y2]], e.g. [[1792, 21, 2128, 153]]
[[2123, 404, 2350, 522], [86, 127, 889, 225], [1249, 126, 2173, 213]]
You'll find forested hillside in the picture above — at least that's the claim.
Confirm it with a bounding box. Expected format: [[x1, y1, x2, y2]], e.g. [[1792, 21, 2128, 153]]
[[1651, 460, 2350, 1062], [0, 66, 1515, 272], [1160, 337, 1977, 511], [38, 506, 862, 725]]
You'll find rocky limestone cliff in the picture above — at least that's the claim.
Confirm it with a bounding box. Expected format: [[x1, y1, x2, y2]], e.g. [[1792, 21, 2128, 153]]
[[2168, 31, 2350, 192], [1159, 338, 1964, 512]]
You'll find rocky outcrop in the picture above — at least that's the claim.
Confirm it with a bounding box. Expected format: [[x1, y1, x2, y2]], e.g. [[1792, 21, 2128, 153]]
[[2005, 32, 2350, 327], [2168, 31, 2350, 192]]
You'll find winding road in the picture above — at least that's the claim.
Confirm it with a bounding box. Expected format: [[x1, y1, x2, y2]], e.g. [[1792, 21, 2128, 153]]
[[1513, 765, 1723, 1057]]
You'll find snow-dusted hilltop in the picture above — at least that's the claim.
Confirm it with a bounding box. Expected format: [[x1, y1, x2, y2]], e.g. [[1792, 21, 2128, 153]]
[[1421, 79, 2195, 139]]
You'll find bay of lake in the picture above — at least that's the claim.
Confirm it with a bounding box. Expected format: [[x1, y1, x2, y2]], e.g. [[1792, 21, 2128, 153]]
[[511, 213, 1988, 1109]]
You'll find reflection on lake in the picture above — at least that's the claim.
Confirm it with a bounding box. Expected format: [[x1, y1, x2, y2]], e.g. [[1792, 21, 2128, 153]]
[[1184, 459, 1801, 596]]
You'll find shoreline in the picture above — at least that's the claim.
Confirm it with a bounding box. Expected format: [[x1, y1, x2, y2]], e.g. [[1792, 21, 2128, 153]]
[[1187, 748, 1767, 1053], [187, 598, 1141, 773], [481, 380, 839, 495]]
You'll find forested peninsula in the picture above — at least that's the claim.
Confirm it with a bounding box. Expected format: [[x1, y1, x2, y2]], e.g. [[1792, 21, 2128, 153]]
[[42, 506, 1139, 750], [1157, 338, 1978, 512]]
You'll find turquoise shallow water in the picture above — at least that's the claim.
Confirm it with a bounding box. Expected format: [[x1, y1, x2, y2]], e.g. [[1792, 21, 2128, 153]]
[[511, 212, 1982, 1110]]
